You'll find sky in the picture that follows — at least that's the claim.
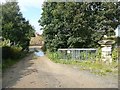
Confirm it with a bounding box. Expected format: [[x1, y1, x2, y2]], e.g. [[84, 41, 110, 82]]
[[1, 0, 44, 34], [17, 0, 44, 34]]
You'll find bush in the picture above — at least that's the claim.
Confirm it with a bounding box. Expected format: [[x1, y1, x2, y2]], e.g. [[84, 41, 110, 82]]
[[41, 45, 47, 52], [2, 46, 22, 60], [2, 46, 12, 59], [2, 46, 28, 70], [10, 46, 22, 59], [0, 40, 10, 47], [112, 48, 118, 62]]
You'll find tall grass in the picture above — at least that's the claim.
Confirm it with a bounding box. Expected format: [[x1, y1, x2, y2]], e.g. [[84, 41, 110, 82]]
[[112, 48, 118, 62], [0, 39, 10, 46], [2, 46, 29, 70], [47, 48, 118, 76]]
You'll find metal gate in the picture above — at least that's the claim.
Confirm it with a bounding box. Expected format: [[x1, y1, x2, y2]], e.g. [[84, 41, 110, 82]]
[[58, 48, 97, 60]]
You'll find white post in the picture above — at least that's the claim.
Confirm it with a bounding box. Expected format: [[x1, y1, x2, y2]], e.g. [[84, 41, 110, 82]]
[[101, 45, 112, 64]]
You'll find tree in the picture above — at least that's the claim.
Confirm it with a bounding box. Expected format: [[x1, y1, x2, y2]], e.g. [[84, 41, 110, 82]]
[[0, 3, 2, 37], [39, 2, 120, 52], [2, 1, 35, 51]]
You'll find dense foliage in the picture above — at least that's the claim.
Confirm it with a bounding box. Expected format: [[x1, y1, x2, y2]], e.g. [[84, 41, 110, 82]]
[[1, 1, 35, 70], [39, 2, 120, 51], [1, 1, 35, 51]]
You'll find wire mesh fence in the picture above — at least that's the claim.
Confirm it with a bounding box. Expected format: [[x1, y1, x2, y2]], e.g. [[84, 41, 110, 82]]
[[58, 48, 97, 61]]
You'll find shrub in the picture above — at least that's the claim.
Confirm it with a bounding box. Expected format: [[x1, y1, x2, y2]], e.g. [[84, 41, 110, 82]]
[[0, 40, 10, 47], [2, 46, 28, 70], [112, 48, 118, 62], [41, 45, 47, 52], [2, 46, 12, 60], [2, 46, 22, 60]]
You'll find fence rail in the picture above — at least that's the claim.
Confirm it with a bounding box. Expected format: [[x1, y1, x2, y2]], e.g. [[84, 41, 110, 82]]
[[58, 48, 97, 60]]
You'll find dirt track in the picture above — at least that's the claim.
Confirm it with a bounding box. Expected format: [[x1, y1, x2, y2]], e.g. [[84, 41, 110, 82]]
[[3, 53, 118, 88]]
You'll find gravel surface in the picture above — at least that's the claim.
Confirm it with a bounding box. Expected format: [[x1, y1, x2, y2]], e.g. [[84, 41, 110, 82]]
[[2, 53, 118, 88]]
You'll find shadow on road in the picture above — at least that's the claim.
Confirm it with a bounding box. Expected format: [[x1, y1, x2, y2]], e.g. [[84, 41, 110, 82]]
[[2, 53, 36, 88]]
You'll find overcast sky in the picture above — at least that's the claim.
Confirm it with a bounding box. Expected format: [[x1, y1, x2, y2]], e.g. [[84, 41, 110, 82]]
[[1, 0, 44, 34]]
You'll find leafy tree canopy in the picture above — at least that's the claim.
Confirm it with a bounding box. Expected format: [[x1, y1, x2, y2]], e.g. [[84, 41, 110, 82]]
[[2, 0, 35, 51], [39, 2, 120, 52]]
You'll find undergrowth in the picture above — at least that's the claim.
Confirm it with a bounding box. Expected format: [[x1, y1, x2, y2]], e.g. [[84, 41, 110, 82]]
[[47, 50, 118, 76], [2, 46, 30, 71]]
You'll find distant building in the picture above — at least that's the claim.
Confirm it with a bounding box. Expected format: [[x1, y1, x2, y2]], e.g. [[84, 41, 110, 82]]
[[30, 35, 44, 46], [115, 25, 120, 37]]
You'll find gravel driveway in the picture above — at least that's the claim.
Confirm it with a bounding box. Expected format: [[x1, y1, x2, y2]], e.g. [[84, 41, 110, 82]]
[[2, 53, 118, 88]]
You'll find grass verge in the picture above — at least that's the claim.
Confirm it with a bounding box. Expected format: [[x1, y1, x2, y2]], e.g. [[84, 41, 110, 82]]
[[2, 46, 32, 71], [2, 51, 32, 71], [47, 51, 118, 76]]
